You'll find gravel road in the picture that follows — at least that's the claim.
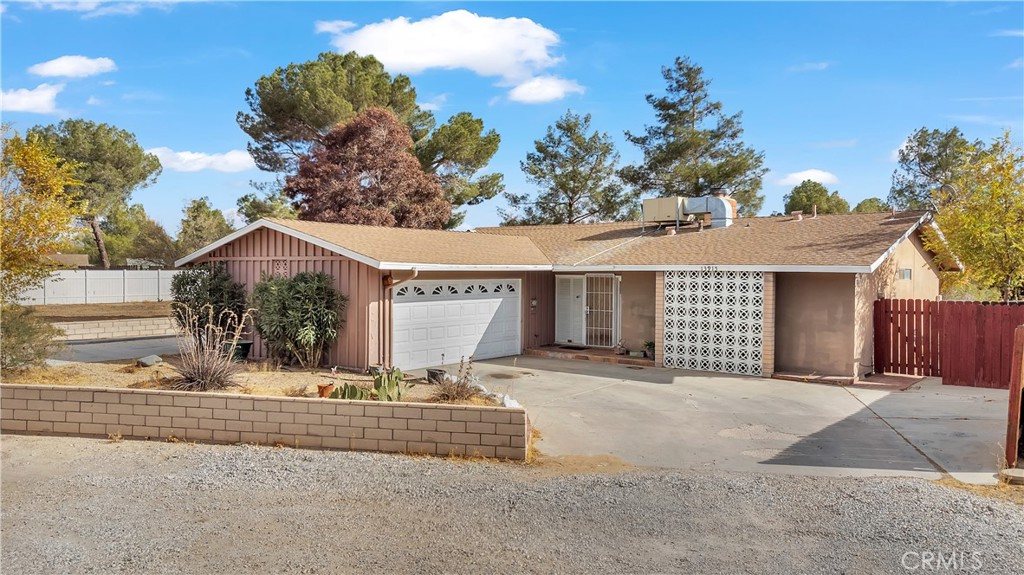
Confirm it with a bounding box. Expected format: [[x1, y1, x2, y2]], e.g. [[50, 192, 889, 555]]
[[2, 435, 1022, 574]]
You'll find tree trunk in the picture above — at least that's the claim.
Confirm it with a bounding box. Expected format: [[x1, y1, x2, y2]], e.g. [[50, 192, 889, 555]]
[[89, 217, 111, 269]]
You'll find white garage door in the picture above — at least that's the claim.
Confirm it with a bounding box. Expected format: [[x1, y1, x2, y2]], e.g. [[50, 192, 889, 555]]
[[392, 279, 521, 370]]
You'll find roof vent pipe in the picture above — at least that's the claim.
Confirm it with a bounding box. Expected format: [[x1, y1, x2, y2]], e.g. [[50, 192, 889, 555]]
[[791, 210, 803, 221]]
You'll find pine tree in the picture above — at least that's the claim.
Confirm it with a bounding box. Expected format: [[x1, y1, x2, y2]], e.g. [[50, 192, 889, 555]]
[[620, 57, 767, 215]]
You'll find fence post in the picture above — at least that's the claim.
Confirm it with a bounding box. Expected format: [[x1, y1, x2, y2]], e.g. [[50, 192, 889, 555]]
[[1007, 325, 1024, 469]]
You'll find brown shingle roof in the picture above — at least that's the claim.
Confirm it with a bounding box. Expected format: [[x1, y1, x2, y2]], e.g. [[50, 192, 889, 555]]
[[264, 218, 551, 267], [179, 212, 928, 271], [476, 212, 929, 269]]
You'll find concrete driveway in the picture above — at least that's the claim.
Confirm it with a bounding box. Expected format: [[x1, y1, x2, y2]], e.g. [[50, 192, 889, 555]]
[[52, 336, 179, 363], [434, 356, 1008, 484]]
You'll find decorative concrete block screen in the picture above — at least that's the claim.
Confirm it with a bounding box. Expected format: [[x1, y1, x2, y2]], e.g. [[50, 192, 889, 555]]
[[662, 270, 765, 376], [0, 385, 529, 460]]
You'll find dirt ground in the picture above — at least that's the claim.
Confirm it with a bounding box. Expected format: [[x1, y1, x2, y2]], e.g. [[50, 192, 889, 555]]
[[2, 435, 1022, 575], [2, 359, 501, 405], [29, 301, 173, 322]]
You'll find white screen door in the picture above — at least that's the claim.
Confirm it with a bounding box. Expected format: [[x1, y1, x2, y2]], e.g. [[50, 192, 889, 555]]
[[585, 274, 617, 347]]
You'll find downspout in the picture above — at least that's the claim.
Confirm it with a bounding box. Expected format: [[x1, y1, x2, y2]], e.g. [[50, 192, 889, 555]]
[[381, 268, 418, 368]]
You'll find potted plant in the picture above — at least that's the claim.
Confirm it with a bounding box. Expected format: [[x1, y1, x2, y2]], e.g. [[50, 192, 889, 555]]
[[643, 340, 655, 361]]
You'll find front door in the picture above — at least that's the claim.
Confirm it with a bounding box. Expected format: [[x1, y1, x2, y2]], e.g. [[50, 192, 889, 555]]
[[585, 274, 617, 347], [555, 276, 585, 343]]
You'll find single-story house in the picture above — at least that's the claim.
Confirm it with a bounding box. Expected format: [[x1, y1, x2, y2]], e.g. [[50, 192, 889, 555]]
[[176, 196, 943, 380]]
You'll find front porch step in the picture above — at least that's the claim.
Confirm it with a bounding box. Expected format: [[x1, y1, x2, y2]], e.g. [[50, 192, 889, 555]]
[[525, 347, 656, 367]]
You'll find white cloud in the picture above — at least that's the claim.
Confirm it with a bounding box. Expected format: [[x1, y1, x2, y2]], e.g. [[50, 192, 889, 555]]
[[812, 139, 858, 149], [787, 61, 831, 72], [777, 169, 839, 186], [29, 1, 187, 19], [889, 139, 910, 162], [29, 55, 117, 78], [314, 20, 355, 34], [991, 29, 1024, 37], [1, 83, 64, 113], [221, 207, 246, 228], [86, 96, 102, 105], [508, 76, 585, 103], [417, 93, 447, 111], [319, 10, 583, 103], [147, 147, 255, 173], [1009, 58, 1023, 69], [101, 80, 116, 86]]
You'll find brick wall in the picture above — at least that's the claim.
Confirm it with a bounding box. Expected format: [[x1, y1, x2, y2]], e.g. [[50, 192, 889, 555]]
[[53, 318, 178, 341], [654, 272, 664, 367], [762, 272, 776, 377], [0, 385, 529, 460]]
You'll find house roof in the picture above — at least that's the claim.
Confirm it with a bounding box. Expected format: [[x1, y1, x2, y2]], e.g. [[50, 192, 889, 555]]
[[477, 211, 931, 272], [176, 211, 932, 274], [175, 217, 551, 270]]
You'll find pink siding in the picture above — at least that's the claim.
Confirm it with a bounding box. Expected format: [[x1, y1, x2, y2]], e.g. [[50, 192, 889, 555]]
[[194, 228, 385, 370], [192, 231, 556, 371]]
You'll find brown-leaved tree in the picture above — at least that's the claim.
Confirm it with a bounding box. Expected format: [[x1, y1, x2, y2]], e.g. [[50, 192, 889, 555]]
[[284, 108, 451, 229]]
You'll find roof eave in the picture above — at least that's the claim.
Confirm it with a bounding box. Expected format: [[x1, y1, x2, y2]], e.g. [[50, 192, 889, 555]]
[[174, 219, 383, 269]]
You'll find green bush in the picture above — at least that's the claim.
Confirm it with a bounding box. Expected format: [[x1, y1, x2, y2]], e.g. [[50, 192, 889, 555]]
[[170, 264, 246, 335], [0, 304, 64, 371], [250, 271, 347, 369]]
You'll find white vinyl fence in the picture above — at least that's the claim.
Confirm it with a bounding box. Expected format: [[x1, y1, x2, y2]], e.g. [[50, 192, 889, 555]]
[[20, 270, 181, 305]]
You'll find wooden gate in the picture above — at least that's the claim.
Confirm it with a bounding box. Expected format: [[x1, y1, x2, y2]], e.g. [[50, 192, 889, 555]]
[[874, 299, 1024, 389]]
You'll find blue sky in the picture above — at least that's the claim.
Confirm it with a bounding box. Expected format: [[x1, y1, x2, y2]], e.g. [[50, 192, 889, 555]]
[[2, 1, 1022, 236]]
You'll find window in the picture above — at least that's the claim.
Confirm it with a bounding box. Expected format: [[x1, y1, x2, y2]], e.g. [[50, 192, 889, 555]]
[[898, 268, 912, 280]]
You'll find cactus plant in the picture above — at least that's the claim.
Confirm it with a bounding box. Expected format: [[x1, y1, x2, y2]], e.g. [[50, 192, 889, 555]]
[[372, 367, 412, 402], [328, 383, 369, 401]]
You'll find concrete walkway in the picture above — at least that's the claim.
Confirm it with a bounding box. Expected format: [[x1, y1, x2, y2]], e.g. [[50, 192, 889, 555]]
[[431, 356, 1008, 484], [52, 336, 179, 364]]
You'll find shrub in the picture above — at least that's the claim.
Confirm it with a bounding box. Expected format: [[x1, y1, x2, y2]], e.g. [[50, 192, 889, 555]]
[[172, 304, 252, 391], [250, 271, 347, 369], [0, 304, 64, 371], [431, 357, 482, 403], [170, 264, 246, 337]]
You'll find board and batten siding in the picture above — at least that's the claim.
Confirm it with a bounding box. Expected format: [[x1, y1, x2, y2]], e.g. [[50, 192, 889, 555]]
[[193, 228, 385, 370]]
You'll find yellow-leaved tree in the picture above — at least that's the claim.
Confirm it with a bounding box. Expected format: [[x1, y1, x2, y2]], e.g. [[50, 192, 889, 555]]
[[924, 131, 1024, 302], [1, 127, 85, 370], [1, 126, 84, 303]]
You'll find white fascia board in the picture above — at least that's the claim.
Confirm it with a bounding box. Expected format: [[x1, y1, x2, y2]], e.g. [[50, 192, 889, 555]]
[[174, 219, 383, 269], [553, 264, 873, 273], [866, 212, 932, 273], [378, 262, 552, 271]]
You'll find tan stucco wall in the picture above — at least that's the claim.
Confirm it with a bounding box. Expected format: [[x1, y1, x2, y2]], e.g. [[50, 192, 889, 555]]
[[774, 273, 856, 378], [871, 232, 941, 300], [851, 232, 941, 378], [619, 272, 655, 352]]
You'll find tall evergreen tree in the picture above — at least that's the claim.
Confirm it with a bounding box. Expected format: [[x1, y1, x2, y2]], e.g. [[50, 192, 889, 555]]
[[620, 57, 767, 215], [889, 127, 983, 210], [237, 51, 501, 228], [502, 111, 636, 225], [29, 120, 162, 269]]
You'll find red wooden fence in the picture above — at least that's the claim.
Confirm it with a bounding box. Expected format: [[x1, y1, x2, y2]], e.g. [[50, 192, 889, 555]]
[[874, 299, 1024, 389], [1005, 325, 1023, 468]]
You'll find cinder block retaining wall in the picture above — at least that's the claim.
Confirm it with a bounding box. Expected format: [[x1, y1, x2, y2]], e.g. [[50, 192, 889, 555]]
[[0, 385, 529, 460], [53, 318, 178, 341]]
